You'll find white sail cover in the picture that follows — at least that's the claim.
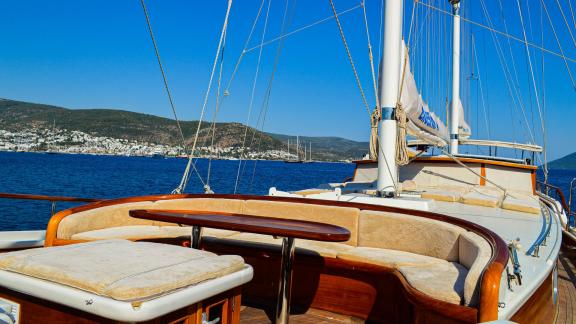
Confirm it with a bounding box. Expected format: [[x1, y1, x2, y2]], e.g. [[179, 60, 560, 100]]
[[455, 98, 471, 139], [398, 44, 471, 146]]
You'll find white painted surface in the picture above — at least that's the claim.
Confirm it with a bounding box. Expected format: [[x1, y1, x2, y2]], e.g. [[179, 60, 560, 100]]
[[0, 265, 253, 322], [0, 231, 45, 250]]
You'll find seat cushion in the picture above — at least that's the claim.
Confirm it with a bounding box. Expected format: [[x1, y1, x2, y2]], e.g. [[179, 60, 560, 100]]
[[0, 240, 245, 301], [461, 187, 503, 208], [421, 186, 470, 202], [501, 193, 540, 214], [337, 247, 445, 268], [337, 247, 467, 305], [459, 232, 492, 306], [358, 210, 466, 261], [213, 233, 354, 258], [398, 262, 467, 305], [71, 225, 191, 241]]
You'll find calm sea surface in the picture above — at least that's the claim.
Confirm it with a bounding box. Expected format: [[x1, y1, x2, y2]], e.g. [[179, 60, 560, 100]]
[[1, 151, 574, 231], [0, 151, 354, 231]]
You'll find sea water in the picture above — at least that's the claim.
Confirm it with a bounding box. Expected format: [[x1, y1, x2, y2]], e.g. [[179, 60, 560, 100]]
[[1, 151, 574, 231], [0, 151, 354, 230]]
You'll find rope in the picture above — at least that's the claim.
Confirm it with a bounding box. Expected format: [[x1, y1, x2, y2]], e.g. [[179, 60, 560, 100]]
[[173, 0, 233, 194], [139, 0, 206, 188], [395, 104, 409, 166], [244, 4, 362, 54], [417, 1, 576, 64], [233, 0, 272, 194], [328, 0, 372, 119], [518, 0, 548, 181], [361, 0, 379, 110], [540, 0, 576, 90]]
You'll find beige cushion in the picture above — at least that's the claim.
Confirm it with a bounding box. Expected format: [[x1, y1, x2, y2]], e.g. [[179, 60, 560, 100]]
[[421, 186, 470, 202], [337, 247, 467, 305], [461, 187, 504, 208], [244, 200, 359, 246], [57, 198, 246, 239], [71, 225, 191, 241], [459, 232, 492, 306], [337, 247, 445, 267], [358, 210, 466, 261], [0, 240, 244, 301], [502, 193, 541, 214], [57, 202, 159, 240], [214, 233, 354, 258], [398, 262, 467, 305], [70, 225, 239, 241]]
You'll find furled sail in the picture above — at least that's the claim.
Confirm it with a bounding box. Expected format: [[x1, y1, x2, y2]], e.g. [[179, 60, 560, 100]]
[[397, 44, 471, 146]]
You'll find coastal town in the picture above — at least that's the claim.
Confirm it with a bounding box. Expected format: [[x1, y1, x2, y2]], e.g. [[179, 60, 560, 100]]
[[0, 127, 298, 160]]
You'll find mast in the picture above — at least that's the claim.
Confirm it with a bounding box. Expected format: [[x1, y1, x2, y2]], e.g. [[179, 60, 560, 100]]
[[287, 139, 290, 156], [449, 0, 461, 154], [376, 0, 404, 197], [309, 142, 312, 161], [296, 136, 299, 161]]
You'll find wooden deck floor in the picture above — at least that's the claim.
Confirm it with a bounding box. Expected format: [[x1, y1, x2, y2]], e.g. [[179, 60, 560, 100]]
[[556, 244, 576, 324], [240, 245, 576, 324]]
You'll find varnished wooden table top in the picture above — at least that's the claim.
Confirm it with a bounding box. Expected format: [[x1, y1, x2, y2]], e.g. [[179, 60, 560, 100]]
[[129, 209, 351, 242]]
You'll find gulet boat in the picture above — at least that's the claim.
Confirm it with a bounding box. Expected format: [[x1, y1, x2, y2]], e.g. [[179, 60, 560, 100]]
[[0, 0, 574, 323]]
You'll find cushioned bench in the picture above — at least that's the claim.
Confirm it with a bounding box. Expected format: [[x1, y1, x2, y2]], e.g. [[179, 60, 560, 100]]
[[0, 239, 253, 322], [47, 197, 493, 309]]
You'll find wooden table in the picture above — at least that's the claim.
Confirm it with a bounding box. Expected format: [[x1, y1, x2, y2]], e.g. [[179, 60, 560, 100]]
[[129, 209, 351, 324]]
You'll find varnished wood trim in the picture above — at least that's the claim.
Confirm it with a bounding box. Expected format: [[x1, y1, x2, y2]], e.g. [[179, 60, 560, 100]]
[[532, 171, 537, 195], [510, 271, 555, 323], [355, 156, 537, 170], [0, 192, 100, 202], [480, 164, 486, 186], [46, 193, 509, 321]]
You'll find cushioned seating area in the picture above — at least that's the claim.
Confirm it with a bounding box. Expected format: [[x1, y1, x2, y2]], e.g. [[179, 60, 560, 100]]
[[0, 240, 245, 301], [50, 197, 494, 308], [210, 232, 355, 258], [71, 225, 238, 241], [58, 198, 245, 240]]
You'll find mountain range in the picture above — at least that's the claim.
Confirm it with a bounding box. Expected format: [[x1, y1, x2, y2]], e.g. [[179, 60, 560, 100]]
[[0, 99, 368, 161]]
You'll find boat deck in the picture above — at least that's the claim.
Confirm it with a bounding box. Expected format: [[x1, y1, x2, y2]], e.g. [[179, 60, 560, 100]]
[[557, 242, 576, 323]]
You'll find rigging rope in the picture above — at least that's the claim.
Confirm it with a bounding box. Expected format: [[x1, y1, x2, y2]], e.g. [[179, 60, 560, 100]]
[[540, 0, 576, 90], [233, 0, 272, 194], [517, 0, 548, 181], [417, 1, 576, 64], [173, 0, 233, 194], [328, 0, 372, 120], [139, 0, 206, 188]]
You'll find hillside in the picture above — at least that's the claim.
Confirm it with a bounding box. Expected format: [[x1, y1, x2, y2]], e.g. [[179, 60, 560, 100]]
[[0, 99, 368, 160], [547, 152, 576, 170], [267, 133, 369, 161]]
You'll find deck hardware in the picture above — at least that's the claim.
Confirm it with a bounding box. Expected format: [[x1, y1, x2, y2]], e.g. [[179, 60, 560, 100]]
[[505, 266, 514, 291], [508, 241, 522, 286], [51, 201, 57, 216], [498, 302, 506, 308], [191, 226, 202, 249]]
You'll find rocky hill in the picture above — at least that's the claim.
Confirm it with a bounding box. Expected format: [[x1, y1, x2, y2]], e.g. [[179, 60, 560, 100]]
[[0, 99, 368, 161]]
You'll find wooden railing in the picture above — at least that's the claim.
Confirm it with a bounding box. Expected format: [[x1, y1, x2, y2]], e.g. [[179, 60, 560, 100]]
[[0, 192, 102, 216], [536, 181, 570, 214]]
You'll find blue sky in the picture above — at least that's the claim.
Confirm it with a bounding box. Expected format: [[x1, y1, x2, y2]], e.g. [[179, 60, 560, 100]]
[[0, 1, 574, 161]]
